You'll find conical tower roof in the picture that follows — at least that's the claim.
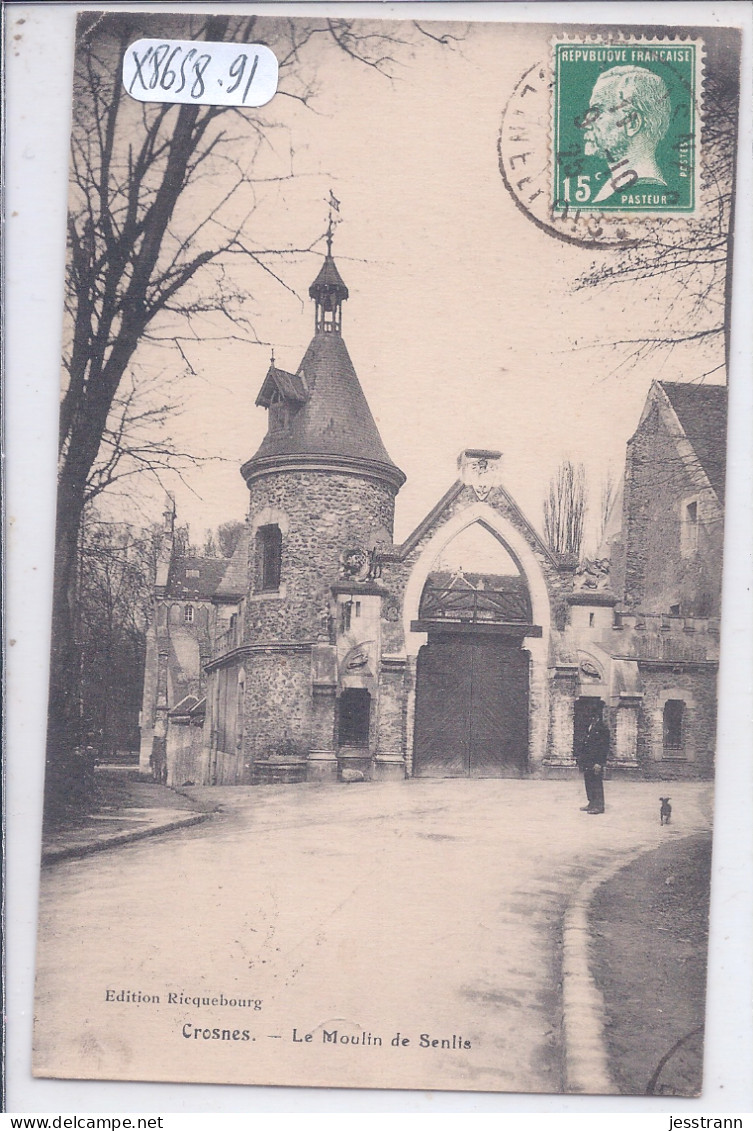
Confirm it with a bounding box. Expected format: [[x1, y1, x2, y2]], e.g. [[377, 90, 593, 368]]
[[242, 247, 405, 493], [308, 253, 349, 302]]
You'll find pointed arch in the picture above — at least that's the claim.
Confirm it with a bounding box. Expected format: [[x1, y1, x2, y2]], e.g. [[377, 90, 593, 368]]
[[403, 501, 551, 656]]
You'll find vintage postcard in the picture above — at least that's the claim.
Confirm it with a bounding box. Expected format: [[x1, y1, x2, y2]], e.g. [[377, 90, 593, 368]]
[[18, 4, 749, 1101]]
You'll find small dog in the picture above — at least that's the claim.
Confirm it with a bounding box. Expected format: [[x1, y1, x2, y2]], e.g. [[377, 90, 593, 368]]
[[659, 797, 672, 825]]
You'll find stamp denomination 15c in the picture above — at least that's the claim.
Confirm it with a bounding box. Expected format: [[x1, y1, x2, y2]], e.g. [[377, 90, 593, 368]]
[[553, 41, 700, 214]]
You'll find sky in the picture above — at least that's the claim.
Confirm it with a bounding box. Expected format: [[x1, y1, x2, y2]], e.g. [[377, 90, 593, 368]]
[[85, 14, 726, 555]]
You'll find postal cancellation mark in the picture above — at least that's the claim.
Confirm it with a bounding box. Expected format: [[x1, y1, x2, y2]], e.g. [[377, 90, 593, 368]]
[[499, 36, 703, 246]]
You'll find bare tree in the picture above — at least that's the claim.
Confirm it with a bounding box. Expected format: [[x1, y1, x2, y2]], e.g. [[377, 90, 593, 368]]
[[575, 32, 740, 380], [217, 520, 247, 558], [47, 11, 463, 815], [74, 511, 156, 770], [202, 530, 219, 559], [544, 461, 588, 559], [598, 468, 619, 550], [85, 367, 204, 504]]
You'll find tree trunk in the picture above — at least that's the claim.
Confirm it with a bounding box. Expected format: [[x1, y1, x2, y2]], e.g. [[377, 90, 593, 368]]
[[44, 468, 90, 821]]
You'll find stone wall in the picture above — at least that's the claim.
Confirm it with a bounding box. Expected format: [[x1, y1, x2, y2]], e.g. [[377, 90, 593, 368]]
[[547, 669, 579, 768], [636, 665, 718, 779], [244, 471, 397, 643], [139, 624, 158, 773], [166, 717, 205, 787], [619, 401, 724, 616], [240, 648, 314, 760], [376, 660, 408, 771]]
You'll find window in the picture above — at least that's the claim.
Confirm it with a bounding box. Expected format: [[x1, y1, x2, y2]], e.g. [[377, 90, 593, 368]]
[[338, 689, 371, 747], [588, 612, 595, 627], [184, 605, 194, 624], [663, 699, 685, 754], [256, 524, 282, 591], [269, 396, 289, 434], [681, 499, 700, 557], [669, 603, 681, 616], [341, 601, 352, 634]]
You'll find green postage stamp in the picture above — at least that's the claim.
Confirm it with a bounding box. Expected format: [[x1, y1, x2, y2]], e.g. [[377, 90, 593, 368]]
[[553, 41, 700, 213]]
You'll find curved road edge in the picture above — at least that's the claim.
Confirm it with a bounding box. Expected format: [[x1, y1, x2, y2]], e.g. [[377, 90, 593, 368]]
[[562, 844, 656, 1095]]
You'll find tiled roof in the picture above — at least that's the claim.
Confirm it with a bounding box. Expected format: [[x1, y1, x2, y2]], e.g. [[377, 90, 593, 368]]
[[213, 530, 249, 602], [247, 331, 404, 483], [309, 253, 349, 300], [426, 570, 526, 591], [169, 694, 206, 718], [660, 381, 728, 502], [255, 364, 307, 408], [165, 555, 229, 600]]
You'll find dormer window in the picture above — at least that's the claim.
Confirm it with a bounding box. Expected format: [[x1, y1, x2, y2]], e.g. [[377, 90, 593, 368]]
[[269, 392, 290, 434], [255, 365, 306, 433]]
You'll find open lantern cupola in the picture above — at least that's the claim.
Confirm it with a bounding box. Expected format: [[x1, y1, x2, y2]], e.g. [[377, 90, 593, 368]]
[[309, 225, 349, 335]]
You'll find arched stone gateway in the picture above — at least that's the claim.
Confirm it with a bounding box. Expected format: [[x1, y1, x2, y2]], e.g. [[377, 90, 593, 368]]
[[399, 486, 558, 778]]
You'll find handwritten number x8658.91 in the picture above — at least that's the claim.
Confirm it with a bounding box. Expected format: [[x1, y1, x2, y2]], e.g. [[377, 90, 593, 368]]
[[128, 43, 260, 104]]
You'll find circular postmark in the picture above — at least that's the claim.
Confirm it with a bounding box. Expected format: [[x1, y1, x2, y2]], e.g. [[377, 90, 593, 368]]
[[499, 42, 702, 248], [499, 62, 637, 247]]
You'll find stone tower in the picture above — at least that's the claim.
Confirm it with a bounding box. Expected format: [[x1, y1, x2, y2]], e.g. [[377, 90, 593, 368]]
[[238, 231, 405, 777]]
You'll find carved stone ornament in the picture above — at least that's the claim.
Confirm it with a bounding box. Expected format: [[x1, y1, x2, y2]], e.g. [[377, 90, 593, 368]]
[[340, 641, 376, 684], [574, 557, 611, 591], [458, 448, 502, 500], [579, 658, 603, 681], [339, 546, 370, 581]]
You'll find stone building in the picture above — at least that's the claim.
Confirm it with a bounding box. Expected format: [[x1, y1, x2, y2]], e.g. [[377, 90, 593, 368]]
[[137, 503, 228, 782], [610, 380, 727, 618], [591, 379, 727, 778], [139, 241, 726, 785]]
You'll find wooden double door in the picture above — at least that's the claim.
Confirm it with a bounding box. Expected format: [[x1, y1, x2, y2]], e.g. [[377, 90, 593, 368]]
[[413, 633, 529, 778]]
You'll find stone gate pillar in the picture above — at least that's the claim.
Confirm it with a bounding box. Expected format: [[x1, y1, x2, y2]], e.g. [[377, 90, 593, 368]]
[[308, 643, 338, 781], [613, 695, 641, 767], [375, 657, 408, 780], [546, 664, 579, 766], [403, 653, 419, 777]]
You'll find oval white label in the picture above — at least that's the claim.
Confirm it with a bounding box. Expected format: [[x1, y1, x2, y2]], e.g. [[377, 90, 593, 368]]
[[123, 39, 278, 107]]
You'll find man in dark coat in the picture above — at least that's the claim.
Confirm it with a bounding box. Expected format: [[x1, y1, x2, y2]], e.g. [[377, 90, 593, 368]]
[[577, 709, 610, 814]]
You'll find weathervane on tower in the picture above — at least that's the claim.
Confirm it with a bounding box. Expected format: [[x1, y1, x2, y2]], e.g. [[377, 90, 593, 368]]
[[309, 194, 348, 334], [326, 189, 341, 254]]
